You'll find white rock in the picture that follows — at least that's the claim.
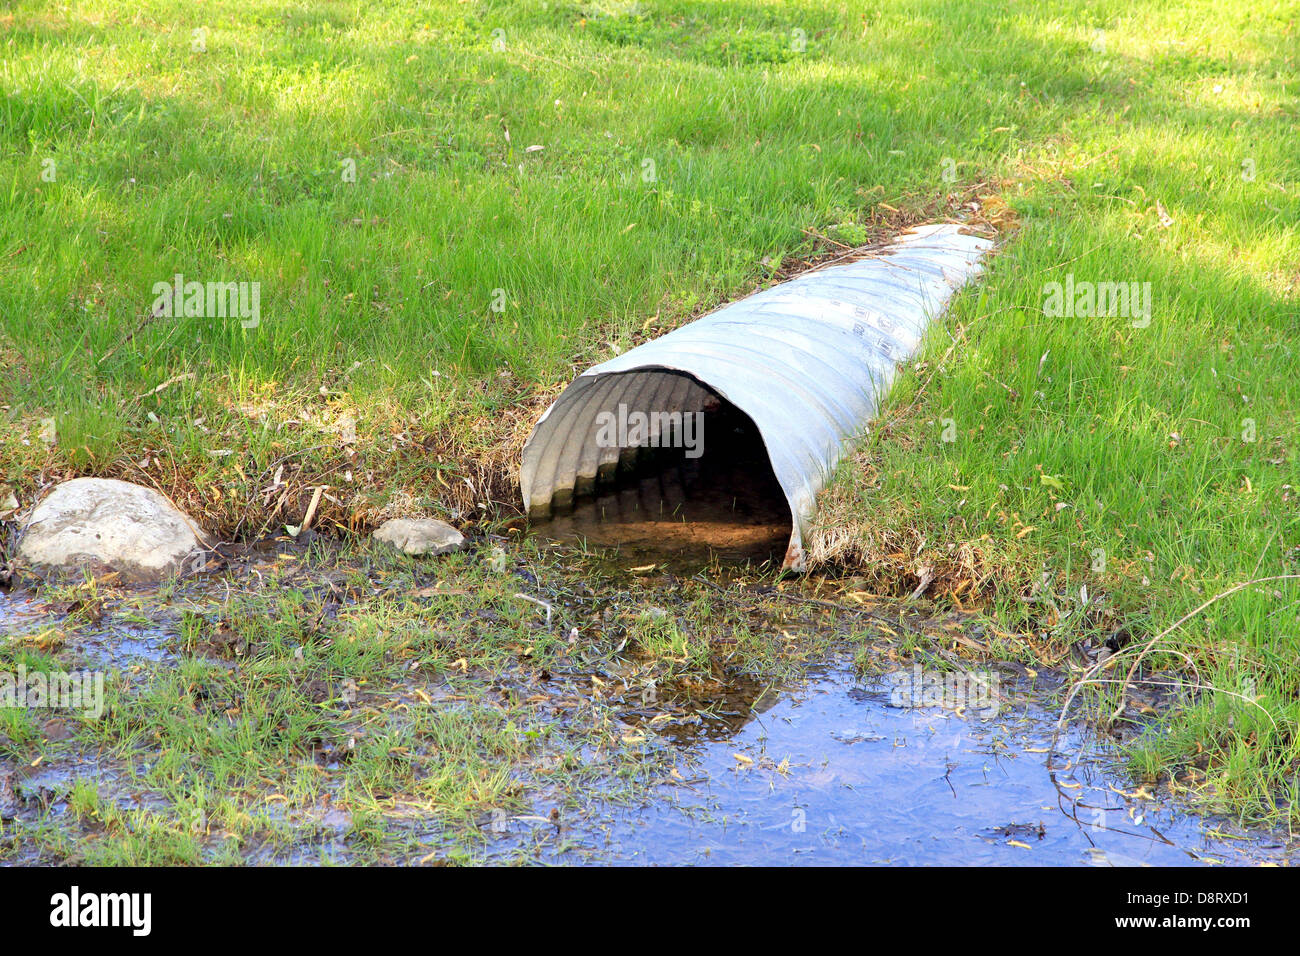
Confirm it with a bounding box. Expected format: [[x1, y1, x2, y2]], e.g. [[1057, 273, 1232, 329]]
[[16, 478, 210, 582], [373, 518, 465, 556]]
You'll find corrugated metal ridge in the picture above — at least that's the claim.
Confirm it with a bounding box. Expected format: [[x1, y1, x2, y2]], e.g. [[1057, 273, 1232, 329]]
[[521, 223, 994, 570]]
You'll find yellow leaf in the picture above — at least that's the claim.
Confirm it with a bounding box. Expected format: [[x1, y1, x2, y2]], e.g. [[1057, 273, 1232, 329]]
[[1008, 840, 1033, 850]]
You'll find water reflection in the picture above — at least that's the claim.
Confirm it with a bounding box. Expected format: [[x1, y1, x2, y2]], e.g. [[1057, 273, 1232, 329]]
[[507, 662, 1295, 866]]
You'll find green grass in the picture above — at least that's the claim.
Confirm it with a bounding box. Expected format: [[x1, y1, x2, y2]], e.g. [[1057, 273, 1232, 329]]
[[0, 0, 1297, 828]]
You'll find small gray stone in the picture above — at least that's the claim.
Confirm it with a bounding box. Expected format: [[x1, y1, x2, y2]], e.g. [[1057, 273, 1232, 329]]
[[15, 477, 210, 583], [373, 518, 465, 556]]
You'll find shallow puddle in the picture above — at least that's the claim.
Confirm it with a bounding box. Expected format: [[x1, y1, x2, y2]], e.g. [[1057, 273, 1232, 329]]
[[0, 586, 171, 666], [0, 589, 42, 636], [497, 661, 1294, 866]]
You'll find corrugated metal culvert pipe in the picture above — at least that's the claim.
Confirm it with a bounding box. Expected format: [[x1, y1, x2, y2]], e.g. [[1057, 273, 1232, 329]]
[[521, 224, 994, 570]]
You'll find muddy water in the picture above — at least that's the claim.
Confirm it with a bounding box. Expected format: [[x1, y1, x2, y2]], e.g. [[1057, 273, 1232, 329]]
[[506, 661, 1294, 866], [0, 588, 170, 666], [531, 406, 793, 568], [534, 479, 791, 568]]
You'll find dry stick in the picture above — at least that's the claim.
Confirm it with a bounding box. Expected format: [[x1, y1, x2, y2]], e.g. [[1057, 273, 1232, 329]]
[[97, 307, 164, 366], [1045, 577, 1298, 841], [1081, 678, 1270, 722], [504, 45, 601, 76], [877, 302, 1046, 441], [790, 244, 885, 277], [1027, 240, 1109, 279], [1049, 573, 1300, 769], [514, 593, 554, 627], [134, 372, 195, 401], [1106, 573, 1300, 724], [800, 227, 854, 251], [231, 445, 330, 540], [300, 485, 326, 533]]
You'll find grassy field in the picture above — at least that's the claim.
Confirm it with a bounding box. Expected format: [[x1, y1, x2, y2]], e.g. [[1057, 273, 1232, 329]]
[[1, 0, 1298, 834]]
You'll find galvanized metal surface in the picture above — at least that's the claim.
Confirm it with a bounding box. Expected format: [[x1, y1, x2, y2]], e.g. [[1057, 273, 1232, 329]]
[[521, 223, 994, 570]]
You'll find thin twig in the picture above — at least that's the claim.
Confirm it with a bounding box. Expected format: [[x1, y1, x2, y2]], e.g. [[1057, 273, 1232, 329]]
[[1050, 574, 1300, 765]]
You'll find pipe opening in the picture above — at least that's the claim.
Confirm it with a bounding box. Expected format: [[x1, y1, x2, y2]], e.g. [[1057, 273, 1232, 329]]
[[527, 369, 792, 567]]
